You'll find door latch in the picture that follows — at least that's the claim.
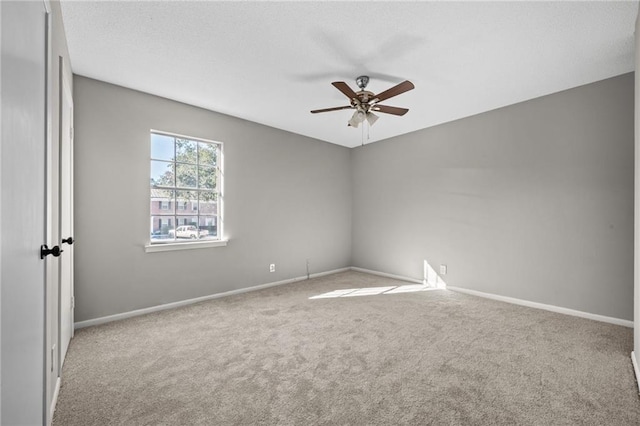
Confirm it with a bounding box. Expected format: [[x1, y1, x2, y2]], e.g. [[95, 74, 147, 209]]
[[41, 245, 63, 259]]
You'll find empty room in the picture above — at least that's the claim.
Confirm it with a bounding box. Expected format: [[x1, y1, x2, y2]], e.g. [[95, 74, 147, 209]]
[[2, 1, 640, 425]]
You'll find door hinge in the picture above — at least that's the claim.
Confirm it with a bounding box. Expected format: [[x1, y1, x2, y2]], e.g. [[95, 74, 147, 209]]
[[71, 296, 75, 309], [51, 345, 56, 372], [70, 127, 74, 140]]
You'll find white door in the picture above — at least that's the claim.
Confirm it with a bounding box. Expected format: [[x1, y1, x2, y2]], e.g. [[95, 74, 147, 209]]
[[1, 1, 48, 424], [59, 59, 74, 364]]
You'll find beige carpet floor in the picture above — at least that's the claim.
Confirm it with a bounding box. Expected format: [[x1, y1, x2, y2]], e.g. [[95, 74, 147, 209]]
[[53, 271, 640, 425]]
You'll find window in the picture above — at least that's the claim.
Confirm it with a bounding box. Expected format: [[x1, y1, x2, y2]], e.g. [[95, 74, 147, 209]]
[[149, 131, 222, 245]]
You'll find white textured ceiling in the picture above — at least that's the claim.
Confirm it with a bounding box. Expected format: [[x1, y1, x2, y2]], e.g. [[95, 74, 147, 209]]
[[60, 1, 638, 148]]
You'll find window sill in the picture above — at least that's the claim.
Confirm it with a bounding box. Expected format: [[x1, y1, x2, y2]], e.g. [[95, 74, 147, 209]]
[[144, 239, 228, 253]]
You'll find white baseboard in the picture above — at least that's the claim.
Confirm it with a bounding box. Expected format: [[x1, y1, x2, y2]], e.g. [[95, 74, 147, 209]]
[[447, 285, 633, 328], [74, 266, 633, 330], [632, 352, 640, 393], [309, 267, 351, 279], [49, 376, 60, 425], [350, 267, 423, 284], [74, 267, 350, 329]]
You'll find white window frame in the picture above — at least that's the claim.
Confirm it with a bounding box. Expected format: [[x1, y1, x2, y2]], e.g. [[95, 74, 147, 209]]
[[146, 130, 227, 252]]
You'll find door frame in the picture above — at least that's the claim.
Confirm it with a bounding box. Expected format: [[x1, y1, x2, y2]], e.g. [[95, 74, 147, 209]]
[[43, 0, 61, 424], [57, 55, 74, 374]]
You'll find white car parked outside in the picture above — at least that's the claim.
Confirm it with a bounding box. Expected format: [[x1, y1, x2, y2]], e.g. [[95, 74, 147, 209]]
[[168, 225, 209, 239]]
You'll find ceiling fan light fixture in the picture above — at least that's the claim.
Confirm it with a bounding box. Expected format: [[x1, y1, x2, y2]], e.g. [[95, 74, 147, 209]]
[[348, 110, 365, 128], [366, 112, 379, 126]]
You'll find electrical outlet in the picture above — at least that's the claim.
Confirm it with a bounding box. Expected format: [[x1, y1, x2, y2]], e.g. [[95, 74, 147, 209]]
[[269, 263, 275, 272], [440, 264, 447, 275]]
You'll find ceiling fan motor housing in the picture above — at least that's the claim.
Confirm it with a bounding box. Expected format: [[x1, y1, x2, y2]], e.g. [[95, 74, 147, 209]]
[[356, 75, 369, 90]]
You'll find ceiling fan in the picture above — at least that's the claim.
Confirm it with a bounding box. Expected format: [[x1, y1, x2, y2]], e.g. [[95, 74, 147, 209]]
[[311, 76, 415, 128]]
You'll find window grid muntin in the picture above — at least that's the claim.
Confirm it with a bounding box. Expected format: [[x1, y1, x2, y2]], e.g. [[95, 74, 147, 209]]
[[150, 130, 222, 244]]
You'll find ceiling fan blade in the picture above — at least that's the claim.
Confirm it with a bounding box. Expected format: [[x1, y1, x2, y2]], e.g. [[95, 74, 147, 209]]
[[371, 105, 409, 116], [373, 80, 415, 103], [332, 81, 359, 101], [310, 105, 353, 114]]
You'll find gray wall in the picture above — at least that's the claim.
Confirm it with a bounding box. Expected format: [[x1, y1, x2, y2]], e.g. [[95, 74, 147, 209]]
[[73, 76, 352, 322], [76, 72, 633, 323], [352, 73, 634, 320]]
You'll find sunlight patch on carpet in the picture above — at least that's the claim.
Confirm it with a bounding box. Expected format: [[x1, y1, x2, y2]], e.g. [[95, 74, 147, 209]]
[[309, 284, 441, 299]]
